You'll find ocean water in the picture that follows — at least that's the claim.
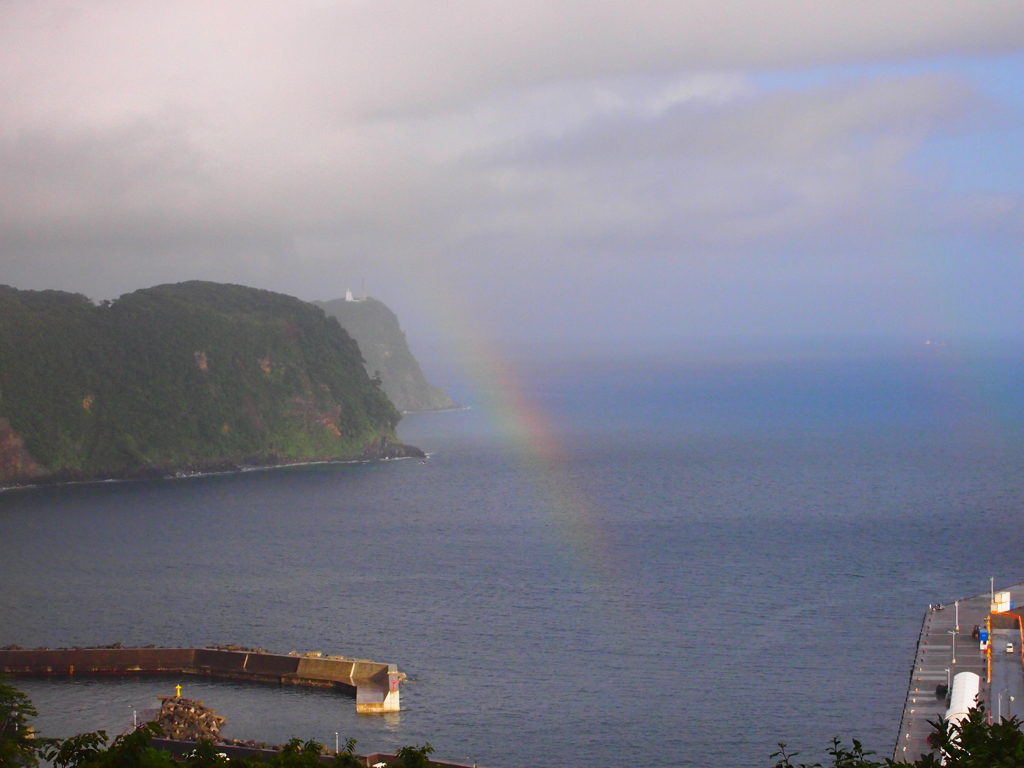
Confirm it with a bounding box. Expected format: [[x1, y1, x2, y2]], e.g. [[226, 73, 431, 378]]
[[3, 352, 1024, 768]]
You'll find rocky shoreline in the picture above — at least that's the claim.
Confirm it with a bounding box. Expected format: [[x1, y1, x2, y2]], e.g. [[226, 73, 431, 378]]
[[0, 441, 426, 492]]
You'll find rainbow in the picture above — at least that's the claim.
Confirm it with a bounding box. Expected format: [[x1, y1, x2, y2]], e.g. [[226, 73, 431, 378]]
[[422, 284, 619, 580]]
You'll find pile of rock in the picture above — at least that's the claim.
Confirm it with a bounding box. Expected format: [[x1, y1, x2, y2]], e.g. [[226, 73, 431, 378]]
[[153, 696, 226, 741]]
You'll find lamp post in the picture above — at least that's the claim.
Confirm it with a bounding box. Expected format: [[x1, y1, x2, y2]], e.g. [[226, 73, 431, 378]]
[[955, 600, 960, 633], [948, 629, 957, 664], [998, 690, 1010, 722]]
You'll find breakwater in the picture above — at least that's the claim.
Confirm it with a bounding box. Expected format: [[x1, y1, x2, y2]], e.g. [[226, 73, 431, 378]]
[[0, 646, 401, 713]]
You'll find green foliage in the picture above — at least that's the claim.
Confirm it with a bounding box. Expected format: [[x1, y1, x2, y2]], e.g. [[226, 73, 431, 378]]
[[44, 730, 363, 768], [396, 742, 434, 768], [923, 702, 1024, 768], [0, 282, 404, 484], [772, 703, 1024, 768], [43, 724, 176, 768], [42, 729, 429, 768], [42, 730, 112, 768], [331, 738, 361, 768], [268, 738, 327, 767], [183, 739, 231, 767], [772, 738, 884, 768], [0, 679, 45, 768], [316, 297, 455, 412]]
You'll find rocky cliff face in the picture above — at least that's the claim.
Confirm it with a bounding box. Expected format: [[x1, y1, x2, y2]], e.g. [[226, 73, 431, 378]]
[[0, 282, 421, 487], [315, 297, 457, 413]]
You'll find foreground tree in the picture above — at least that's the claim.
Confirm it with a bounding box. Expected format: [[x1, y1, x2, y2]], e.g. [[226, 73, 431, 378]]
[[773, 702, 1024, 767], [330, 737, 362, 768], [0, 680, 48, 768], [924, 703, 1024, 767], [396, 743, 435, 768], [43, 725, 175, 768]]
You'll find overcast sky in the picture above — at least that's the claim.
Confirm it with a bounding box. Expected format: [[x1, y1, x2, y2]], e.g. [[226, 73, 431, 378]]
[[2, 1, 1023, 350]]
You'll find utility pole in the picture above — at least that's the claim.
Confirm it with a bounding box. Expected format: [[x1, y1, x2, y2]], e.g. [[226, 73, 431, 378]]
[[988, 614, 993, 684]]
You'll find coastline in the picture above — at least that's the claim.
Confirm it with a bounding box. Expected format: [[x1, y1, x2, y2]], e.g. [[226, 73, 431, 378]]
[[0, 442, 425, 494], [398, 404, 469, 415]]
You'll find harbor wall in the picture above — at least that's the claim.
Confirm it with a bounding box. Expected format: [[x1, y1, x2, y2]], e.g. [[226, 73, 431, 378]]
[[0, 647, 399, 713]]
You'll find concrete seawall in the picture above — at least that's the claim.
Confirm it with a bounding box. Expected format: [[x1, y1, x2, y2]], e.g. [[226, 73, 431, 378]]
[[0, 647, 401, 713], [151, 739, 478, 768], [893, 582, 1024, 761]]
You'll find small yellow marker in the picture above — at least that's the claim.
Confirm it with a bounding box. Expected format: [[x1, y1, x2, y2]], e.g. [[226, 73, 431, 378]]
[[175, 684, 182, 698]]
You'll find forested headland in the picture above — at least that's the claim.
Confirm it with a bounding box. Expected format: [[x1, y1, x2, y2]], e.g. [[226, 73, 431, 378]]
[[315, 297, 457, 413], [0, 281, 420, 487]]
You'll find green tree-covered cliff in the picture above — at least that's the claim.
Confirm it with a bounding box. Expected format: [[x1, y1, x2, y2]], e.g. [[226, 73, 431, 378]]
[[0, 281, 418, 486], [315, 296, 457, 413]]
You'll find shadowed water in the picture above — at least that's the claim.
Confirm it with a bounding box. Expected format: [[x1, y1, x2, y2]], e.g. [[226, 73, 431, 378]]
[[3, 353, 1024, 767]]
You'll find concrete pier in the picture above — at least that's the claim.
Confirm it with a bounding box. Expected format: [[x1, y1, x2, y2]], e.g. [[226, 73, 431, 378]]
[[894, 583, 1024, 761], [0, 647, 401, 714]]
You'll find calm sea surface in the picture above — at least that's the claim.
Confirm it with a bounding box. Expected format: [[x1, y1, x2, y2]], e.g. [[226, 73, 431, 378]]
[[3, 353, 1024, 767]]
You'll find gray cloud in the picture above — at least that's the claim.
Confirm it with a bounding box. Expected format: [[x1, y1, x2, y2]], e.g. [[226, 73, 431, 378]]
[[303, 0, 1024, 116], [0, 1, 1022, 343]]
